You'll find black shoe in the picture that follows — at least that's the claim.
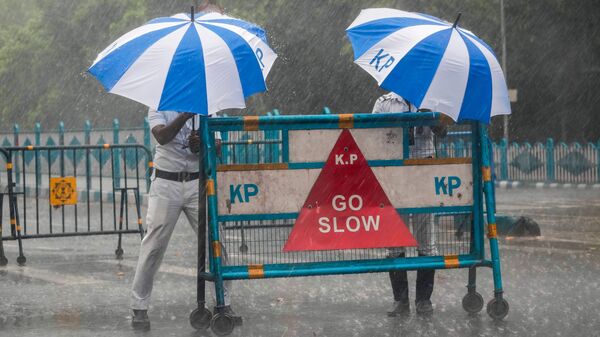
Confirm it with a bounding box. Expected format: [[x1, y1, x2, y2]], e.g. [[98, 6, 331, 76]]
[[416, 300, 433, 315], [387, 301, 410, 317], [221, 305, 243, 326], [131, 309, 150, 330]]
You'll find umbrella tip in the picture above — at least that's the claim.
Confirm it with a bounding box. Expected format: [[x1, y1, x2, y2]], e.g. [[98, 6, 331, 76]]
[[191, 6, 195, 21], [452, 12, 462, 28]]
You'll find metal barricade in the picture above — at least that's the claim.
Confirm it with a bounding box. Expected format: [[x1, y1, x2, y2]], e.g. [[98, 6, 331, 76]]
[[190, 113, 507, 335], [0, 144, 152, 265]]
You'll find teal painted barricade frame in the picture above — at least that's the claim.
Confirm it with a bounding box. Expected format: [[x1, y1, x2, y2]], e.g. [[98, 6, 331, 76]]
[[199, 112, 505, 316]]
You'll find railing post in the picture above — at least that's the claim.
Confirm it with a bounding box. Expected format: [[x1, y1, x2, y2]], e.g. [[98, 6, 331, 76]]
[[457, 138, 465, 158], [113, 118, 121, 188], [34, 123, 41, 146], [13, 123, 19, 146], [264, 111, 273, 163], [58, 122, 65, 145], [220, 114, 229, 164], [271, 109, 286, 163], [59, 121, 65, 176], [85, 120, 92, 188], [84, 120, 91, 145], [34, 123, 41, 186], [143, 117, 151, 150], [597, 139, 600, 183], [546, 138, 555, 182], [500, 138, 508, 181], [13, 123, 20, 184]]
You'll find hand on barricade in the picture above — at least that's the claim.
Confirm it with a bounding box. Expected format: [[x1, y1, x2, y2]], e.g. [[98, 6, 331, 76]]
[[432, 114, 453, 137], [439, 114, 454, 126], [188, 133, 201, 153]]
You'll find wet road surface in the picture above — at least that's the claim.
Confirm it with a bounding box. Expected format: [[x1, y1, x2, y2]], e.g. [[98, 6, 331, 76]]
[[0, 188, 599, 337]]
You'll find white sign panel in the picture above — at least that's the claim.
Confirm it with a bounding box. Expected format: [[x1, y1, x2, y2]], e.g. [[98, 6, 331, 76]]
[[217, 164, 472, 216], [289, 128, 403, 163]]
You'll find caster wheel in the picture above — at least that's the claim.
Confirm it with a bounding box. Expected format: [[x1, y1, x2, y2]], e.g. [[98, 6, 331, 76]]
[[487, 297, 509, 320], [115, 248, 124, 260], [462, 291, 484, 314], [0, 256, 8, 266], [16, 256, 26, 266], [210, 313, 235, 336], [239, 244, 248, 254], [189, 307, 212, 330]]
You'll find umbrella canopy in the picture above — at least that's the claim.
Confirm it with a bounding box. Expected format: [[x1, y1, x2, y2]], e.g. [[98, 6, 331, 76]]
[[89, 12, 277, 116], [346, 8, 511, 123]]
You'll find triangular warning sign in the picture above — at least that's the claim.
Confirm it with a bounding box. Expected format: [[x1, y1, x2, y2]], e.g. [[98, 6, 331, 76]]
[[283, 130, 417, 251]]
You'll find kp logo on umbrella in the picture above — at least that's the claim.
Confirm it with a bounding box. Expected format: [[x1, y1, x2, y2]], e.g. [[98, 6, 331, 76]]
[[346, 8, 511, 123]]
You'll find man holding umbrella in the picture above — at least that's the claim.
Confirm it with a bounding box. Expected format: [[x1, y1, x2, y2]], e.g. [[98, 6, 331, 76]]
[[372, 92, 446, 316], [130, 1, 233, 329], [126, 0, 244, 329], [348, 7, 511, 317], [88, 0, 276, 328], [130, 109, 238, 328]]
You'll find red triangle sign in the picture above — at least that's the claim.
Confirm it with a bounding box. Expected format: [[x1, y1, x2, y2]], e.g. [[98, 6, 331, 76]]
[[283, 130, 417, 252]]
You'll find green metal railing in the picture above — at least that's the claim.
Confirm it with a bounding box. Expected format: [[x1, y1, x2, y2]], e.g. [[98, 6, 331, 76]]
[[3, 109, 599, 184]]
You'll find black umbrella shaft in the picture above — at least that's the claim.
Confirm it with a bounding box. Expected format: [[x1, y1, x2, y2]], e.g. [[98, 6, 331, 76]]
[[453, 13, 462, 28]]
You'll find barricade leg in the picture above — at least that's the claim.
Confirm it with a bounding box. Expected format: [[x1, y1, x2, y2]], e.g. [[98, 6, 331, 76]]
[[11, 191, 26, 266], [203, 117, 236, 336], [0, 194, 8, 266], [462, 266, 484, 313], [190, 153, 212, 330], [480, 124, 509, 320], [115, 189, 125, 260]]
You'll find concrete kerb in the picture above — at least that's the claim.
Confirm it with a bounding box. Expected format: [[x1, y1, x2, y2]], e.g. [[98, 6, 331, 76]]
[[496, 180, 600, 190]]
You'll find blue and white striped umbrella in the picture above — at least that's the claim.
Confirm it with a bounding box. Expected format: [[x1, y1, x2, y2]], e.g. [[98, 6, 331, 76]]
[[346, 8, 511, 123], [89, 12, 277, 116]]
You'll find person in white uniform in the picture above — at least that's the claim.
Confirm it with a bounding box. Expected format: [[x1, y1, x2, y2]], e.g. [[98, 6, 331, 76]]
[[130, 109, 238, 328], [372, 92, 447, 316]]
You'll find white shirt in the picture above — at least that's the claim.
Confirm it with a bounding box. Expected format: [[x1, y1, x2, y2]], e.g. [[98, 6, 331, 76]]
[[148, 109, 221, 172], [372, 92, 435, 158]]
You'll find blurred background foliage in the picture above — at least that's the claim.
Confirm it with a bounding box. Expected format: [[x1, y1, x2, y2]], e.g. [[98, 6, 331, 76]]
[[0, 0, 599, 141]]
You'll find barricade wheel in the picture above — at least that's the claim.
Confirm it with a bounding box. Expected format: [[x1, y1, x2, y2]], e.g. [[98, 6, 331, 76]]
[[210, 313, 235, 336], [0, 256, 8, 266], [462, 291, 484, 314], [189, 307, 212, 330], [16, 256, 26, 266], [487, 298, 509, 320], [115, 248, 124, 260], [239, 244, 248, 254]]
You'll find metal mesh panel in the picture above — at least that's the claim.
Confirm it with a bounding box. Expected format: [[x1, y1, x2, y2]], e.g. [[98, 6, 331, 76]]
[[219, 213, 472, 266]]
